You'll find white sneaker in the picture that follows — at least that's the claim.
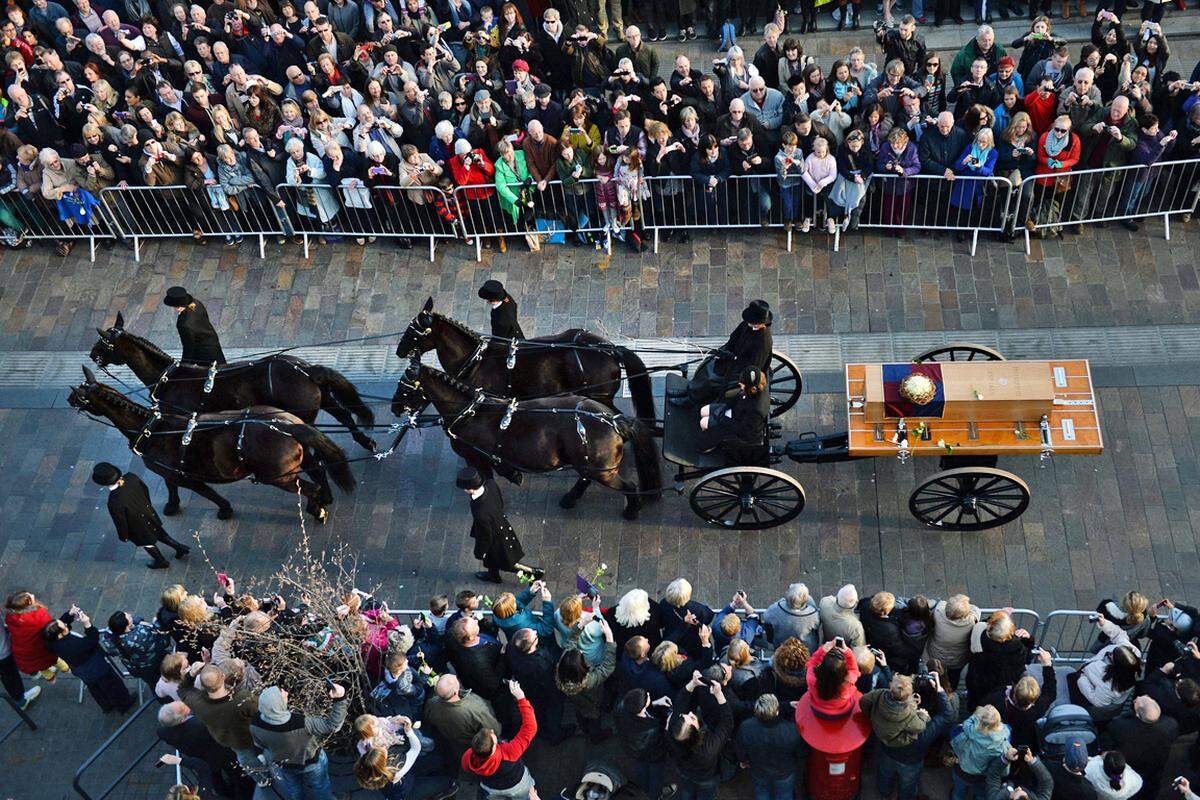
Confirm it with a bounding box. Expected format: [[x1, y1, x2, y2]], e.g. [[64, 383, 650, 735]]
[[800, 219, 811, 233], [826, 218, 837, 234], [19, 686, 41, 710]]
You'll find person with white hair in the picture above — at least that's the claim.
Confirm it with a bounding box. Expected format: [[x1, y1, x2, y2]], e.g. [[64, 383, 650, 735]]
[[714, 46, 759, 104], [925, 593, 981, 686], [818, 583, 865, 647], [604, 588, 665, 652], [762, 582, 821, 651], [353, 103, 404, 160], [157, 700, 250, 798], [950, 25, 1004, 86], [661, 578, 716, 658], [285, 136, 341, 236]]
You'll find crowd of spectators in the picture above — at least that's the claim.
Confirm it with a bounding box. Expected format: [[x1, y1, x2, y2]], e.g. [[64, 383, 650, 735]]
[[0, 0, 1196, 256], [10, 575, 1200, 800]]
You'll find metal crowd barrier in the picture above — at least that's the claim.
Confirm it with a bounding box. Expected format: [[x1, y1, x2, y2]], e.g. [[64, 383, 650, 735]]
[[72, 697, 164, 800], [1033, 609, 1108, 665], [856, 173, 1015, 256], [641, 173, 830, 254], [99, 184, 283, 262], [276, 181, 464, 262], [453, 178, 614, 261], [1020, 158, 1200, 254], [4, 190, 116, 261]]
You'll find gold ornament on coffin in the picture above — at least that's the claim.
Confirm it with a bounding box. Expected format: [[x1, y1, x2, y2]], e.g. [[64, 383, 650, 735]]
[[899, 373, 937, 406]]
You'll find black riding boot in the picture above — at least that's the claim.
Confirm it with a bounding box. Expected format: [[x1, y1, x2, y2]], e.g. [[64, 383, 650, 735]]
[[144, 545, 171, 569], [157, 532, 190, 559]]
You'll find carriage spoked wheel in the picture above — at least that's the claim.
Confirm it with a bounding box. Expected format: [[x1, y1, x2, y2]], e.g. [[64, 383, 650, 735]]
[[689, 467, 806, 530], [767, 352, 803, 418], [913, 343, 1006, 363], [908, 467, 1031, 531]]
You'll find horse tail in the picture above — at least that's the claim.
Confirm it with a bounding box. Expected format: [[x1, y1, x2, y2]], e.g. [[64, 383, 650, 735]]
[[309, 365, 376, 429], [615, 416, 662, 502], [289, 424, 358, 494], [614, 346, 656, 422]]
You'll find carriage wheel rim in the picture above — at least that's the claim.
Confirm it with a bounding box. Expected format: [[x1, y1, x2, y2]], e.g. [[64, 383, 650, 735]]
[[908, 466, 1030, 532], [912, 343, 1006, 363], [767, 352, 803, 418], [689, 467, 806, 530]]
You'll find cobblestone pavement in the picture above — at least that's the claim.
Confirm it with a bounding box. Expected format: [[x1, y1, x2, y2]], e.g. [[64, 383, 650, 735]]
[[2, 221, 1200, 354]]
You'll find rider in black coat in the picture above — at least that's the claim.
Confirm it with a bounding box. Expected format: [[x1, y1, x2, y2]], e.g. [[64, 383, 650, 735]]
[[672, 300, 773, 407], [92, 463, 190, 569], [698, 366, 770, 462], [164, 286, 226, 365], [478, 279, 526, 340], [456, 468, 542, 584]]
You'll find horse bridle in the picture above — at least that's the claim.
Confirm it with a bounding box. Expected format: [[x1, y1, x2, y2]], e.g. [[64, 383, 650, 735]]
[[92, 328, 121, 364]]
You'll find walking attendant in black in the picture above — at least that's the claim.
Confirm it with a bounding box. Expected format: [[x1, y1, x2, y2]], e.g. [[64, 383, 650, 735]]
[[669, 300, 774, 407], [92, 463, 190, 569], [164, 286, 226, 366], [456, 468, 543, 584], [478, 280, 526, 340]]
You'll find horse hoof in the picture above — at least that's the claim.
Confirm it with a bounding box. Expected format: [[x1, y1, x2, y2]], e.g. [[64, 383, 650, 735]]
[[507, 472, 524, 486], [622, 507, 640, 521], [365, 438, 378, 453], [315, 508, 329, 524], [559, 493, 578, 510], [163, 503, 180, 516], [217, 507, 234, 520]]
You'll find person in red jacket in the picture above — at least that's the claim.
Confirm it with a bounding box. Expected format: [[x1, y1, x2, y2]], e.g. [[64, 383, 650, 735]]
[[1025, 113, 1080, 235], [1023, 77, 1060, 137], [804, 639, 862, 719], [4, 591, 68, 681], [448, 139, 500, 249], [462, 679, 538, 799]]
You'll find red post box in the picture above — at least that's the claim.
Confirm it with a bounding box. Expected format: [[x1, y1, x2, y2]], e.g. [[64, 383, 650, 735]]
[[794, 694, 872, 800]]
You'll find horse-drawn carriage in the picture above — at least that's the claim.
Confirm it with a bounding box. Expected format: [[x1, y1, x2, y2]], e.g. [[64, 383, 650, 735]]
[[663, 343, 1104, 531]]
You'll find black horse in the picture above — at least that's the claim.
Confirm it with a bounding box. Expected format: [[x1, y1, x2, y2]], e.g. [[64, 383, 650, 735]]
[[392, 362, 661, 519], [68, 367, 356, 522], [393, 298, 656, 421], [90, 312, 377, 451]]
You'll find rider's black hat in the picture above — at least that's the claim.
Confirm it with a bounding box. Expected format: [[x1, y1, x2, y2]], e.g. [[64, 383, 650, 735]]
[[456, 467, 484, 490], [477, 280, 506, 302], [742, 300, 772, 325], [163, 286, 193, 308], [92, 462, 122, 486]]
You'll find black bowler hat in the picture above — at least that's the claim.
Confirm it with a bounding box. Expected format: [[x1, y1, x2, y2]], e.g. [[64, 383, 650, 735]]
[[92, 462, 122, 486], [163, 286, 193, 308], [456, 467, 483, 490], [742, 300, 772, 326], [478, 280, 506, 302]]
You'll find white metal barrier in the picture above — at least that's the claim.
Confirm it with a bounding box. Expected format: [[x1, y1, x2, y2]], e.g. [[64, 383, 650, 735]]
[[856, 173, 1015, 256], [4, 191, 116, 262], [453, 178, 614, 261], [275, 181, 465, 262], [99, 184, 283, 262], [1020, 158, 1200, 254]]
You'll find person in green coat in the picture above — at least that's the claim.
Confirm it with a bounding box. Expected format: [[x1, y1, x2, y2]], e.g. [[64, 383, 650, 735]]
[[950, 26, 1007, 87], [494, 139, 535, 239]]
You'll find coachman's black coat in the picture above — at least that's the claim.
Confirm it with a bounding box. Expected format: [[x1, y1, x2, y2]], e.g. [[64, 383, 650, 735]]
[[489, 297, 525, 340], [177, 300, 226, 365], [699, 388, 770, 456], [469, 479, 525, 571], [107, 472, 170, 547], [687, 322, 773, 403]]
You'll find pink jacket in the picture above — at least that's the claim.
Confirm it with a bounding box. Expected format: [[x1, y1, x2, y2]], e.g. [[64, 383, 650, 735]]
[[802, 153, 838, 193], [805, 645, 861, 718]]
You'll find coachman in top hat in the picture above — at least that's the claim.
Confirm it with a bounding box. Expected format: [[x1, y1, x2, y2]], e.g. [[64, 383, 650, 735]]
[[164, 286, 226, 366]]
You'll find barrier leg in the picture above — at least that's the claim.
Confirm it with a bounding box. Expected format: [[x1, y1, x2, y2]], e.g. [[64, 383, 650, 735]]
[[653, 228, 659, 254], [832, 226, 839, 253], [302, 233, 309, 259], [1024, 228, 1031, 256], [88, 236, 95, 262], [132, 236, 140, 262], [257, 234, 265, 259], [788, 227, 794, 253], [1164, 213, 1171, 241], [474, 237, 482, 262], [970, 229, 978, 257], [428, 236, 435, 262], [605, 229, 612, 254]]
